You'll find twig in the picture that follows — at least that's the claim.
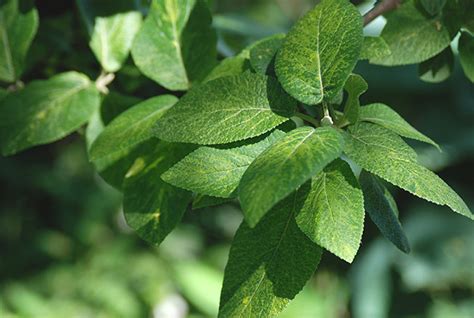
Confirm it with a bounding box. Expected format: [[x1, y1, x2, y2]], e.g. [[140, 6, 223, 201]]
[[363, 0, 401, 26], [95, 71, 115, 94]]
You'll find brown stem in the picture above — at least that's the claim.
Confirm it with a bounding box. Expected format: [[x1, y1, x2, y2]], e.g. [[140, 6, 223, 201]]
[[363, 0, 401, 26]]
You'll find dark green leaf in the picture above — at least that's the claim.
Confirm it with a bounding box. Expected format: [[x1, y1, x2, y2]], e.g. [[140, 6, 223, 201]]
[[219, 186, 322, 318], [131, 0, 217, 90], [0, 72, 99, 155], [0, 0, 38, 82], [249, 33, 285, 74], [123, 141, 194, 245], [343, 74, 368, 124], [420, 0, 447, 16], [359, 170, 410, 253], [154, 72, 296, 145], [343, 123, 472, 220], [459, 31, 474, 83], [162, 130, 285, 198], [100, 91, 142, 125], [239, 126, 344, 227], [76, 0, 142, 72], [275, 0, 363, 104], [418, 46, 454, 83], [192, 194, 233, 210], [296, 159, 364, 262]]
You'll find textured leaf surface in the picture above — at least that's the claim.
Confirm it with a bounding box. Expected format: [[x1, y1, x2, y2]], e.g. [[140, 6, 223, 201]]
[[239, 126, 344, 227], [295, 159, 364, 263], [359, 103, 439, 149], [219, 186, 322, 318], [371, 0, 451, 66], [275, 0, 363, 105], [359, 36, 391, 61], [0, 0, 38, 82], [459, 31, 474, 83], [204, 56, 251, 82], [154, 72, 296, 145], [249, 33, 285, 74], [343, 123, 472, 220], [132, 0, 217, 90], [359, 170, 410, 253], [124, 141, 194, 245], [90, 95, 177, 162], [343, 74, 367, 124], [162, 130, 285, 198], [418, 46, 454, 83], [0, 72, 99, 155], [77, 0, 142, 72]]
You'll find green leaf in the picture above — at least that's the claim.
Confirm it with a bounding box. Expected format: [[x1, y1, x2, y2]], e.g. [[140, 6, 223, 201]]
[[359, 170, 410, 253], [295, 159, 364, 263], [162, 130, 285, 198], [76, 0, 142, 72], [275, 0, 363, 105], [371, 0, 451, 66], [239, 126, 344, 227], [100, 91, 142, 125], [131, 0, 217, 90], [123, 141, 194, 245], [343, 122, 473, 221], [0, 88, 7, 101], [90, 95, 178, 162], [0, 72, 100, 156], [219, 186, 322, 318], [343, 74, 368, 124], [0, 0, 38, 82], [192, 194, 233, 210], [359, 103, 439, 149], [154, 72, 296, 145], [459, 31, 474, 83], [204, 56, 252, 82], [420, 0, 447, 16], [418, 46, 454, 83], [249, 33, 285, 75], [359, 36, 391, 61]]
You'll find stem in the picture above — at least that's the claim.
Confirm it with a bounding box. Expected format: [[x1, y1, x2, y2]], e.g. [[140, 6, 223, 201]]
[[321, 102, 334, 126], [295, 112, 319, 127], [95, 70, 115, 94], [363, 0, 401, 26]]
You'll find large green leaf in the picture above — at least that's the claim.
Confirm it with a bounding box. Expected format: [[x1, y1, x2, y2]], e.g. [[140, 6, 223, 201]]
[[239, 126, 344, 227], [371, 0, 451, 66], [204, 56, 251, 82], [219, 186, 322, 318], [359, 103, 439, 149], [275, 0, 363, 105], [162, 130, 285, 198], [76, 0, 142, 72], [359, 170, 410, 253], [154, 72, 296, 145], [123, 141, 194, 245], [0, 72, 100, 156], [418, 46, 454, 83], [295, 159, 364, 263], [0, 0, 38, 82], [343, 74, 367, 124], [343, 123, 472, 220], [90, 95, 177, 163], [131, 0, 217, 90], [459, 31, 474, 83], [249, 33, 285, 75]]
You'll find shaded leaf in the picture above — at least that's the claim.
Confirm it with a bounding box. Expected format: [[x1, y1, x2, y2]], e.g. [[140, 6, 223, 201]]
[[343, 74, 368, 124], [459, 31, 474, 83], [239, 126, 344, 227], [420, 0, 447, 16], [249, 33, 285, 74], [100, 91, 142, 125], [204, 56, 251, 82], [192, 194, 233, 210], [418, 46, 454, 83]]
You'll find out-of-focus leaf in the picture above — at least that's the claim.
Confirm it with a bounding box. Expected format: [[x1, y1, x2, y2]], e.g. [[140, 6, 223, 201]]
[[420, 0, 446, 16], [418, 46, 454, 83], [359, 36, 391, 61], [249, 33, 285, 74], [459, 31, 474, 83]]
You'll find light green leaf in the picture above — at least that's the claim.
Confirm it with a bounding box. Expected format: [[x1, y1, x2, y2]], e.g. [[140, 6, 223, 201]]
[[359, 36, 391, 61], [359, 103, 439, 149], [90, 95, 177, 162], [0, 72, 100, 156], [192, 194, 233, 210], [371, 0, 451, 66], [249, 33, 285, 74], [0, 0, 38, 82], [124, 141, 194, 245], [154, 72, 296, 145], [239, 126, 344, 227], [459, 31, 474, 83], [219, 186, 322, 318], [418, 46, 454, 83], [420, 0, 447, 16], [85, 108, 104, 150], [295, 159, 364, 263], [204, 56, 251, 82], [343, 74, 368, 124], [275, 0, 363, 105], [162, 130, 285, 198], [77, 0, 142, 72], [343, 122, 472, 220], [131, 0, 217, 90], [359, 170, 410, 253]]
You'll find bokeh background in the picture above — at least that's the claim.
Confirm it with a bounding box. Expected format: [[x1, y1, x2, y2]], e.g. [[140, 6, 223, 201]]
[[1, 0, 473, 317]]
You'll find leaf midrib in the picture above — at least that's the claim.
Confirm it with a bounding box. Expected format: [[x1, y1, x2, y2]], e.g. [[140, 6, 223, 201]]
[[0, 10, 14, 80]]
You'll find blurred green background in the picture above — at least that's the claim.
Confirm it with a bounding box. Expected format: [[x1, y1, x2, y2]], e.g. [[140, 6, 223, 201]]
[[1, 0, 473, 317]]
